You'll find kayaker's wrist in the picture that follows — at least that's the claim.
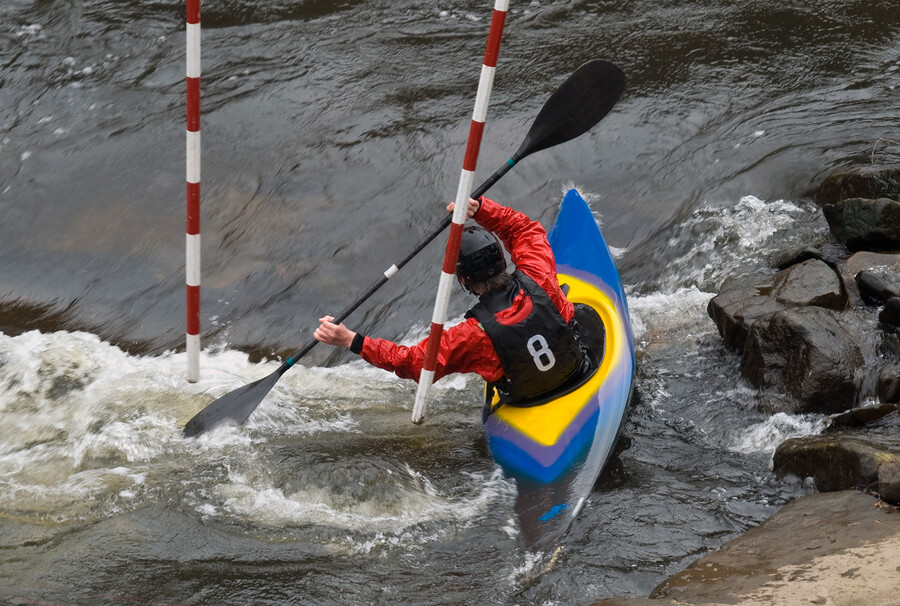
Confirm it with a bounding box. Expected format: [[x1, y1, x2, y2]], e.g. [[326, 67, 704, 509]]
[[349, 333, 366, 354], [473, 196, 498, 226]]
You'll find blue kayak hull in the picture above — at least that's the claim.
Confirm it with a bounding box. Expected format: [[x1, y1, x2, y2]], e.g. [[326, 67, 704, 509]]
[[482, 188, 635, 551]]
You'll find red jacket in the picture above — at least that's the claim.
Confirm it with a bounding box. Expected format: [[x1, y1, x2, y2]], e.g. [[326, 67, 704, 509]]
[[358, 197, 574, 383]]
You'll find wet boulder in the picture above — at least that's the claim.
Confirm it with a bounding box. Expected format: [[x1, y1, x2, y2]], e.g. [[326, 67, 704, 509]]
[[878, 461, 900, 503], [846, 252, 900, 334], [707, 259, 847, 350], [878, 364, 900, 403], [812, 167, 900, 252], [844, 251, 900, 276], [804, 404, 900, 504], [809, 166, 900, 206], [773, 435, 900, 493], [880, 297, 900, 332], [821, 197, 900, 251], [706, 283, 783, 351], [825, 403, 900, 429], [856, 271, 900, 305], [740, 307, 863, 414]]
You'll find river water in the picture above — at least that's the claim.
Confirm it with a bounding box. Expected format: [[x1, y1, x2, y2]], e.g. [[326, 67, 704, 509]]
[[1, 1, 898, 604]]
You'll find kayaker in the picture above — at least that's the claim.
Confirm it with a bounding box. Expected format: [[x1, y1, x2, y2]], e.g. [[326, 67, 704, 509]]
[[313, 196, 587, 402]]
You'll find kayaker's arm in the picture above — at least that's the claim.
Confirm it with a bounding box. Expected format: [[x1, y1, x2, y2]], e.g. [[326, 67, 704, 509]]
[[313, 318, 504, 384], [474, 197, 574, 322]]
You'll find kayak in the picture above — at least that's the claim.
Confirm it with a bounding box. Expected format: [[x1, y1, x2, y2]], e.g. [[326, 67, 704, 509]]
[[482, 188, 635, 551]]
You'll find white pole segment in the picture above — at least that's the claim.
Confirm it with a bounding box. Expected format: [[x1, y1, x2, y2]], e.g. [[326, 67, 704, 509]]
[[186, 130, 201, 182], [430, 272, 456, 324], [186, 23, 201, 78]]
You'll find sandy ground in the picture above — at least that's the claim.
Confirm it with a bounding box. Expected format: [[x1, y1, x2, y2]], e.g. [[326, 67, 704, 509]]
[[592, 490, 900, 606]]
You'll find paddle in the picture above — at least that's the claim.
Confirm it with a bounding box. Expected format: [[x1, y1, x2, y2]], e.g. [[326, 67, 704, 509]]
[[182, 59, 626, 438]]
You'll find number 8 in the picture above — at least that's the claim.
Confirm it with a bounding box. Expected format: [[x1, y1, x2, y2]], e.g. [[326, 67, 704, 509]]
[[526, 334, 556, 371]]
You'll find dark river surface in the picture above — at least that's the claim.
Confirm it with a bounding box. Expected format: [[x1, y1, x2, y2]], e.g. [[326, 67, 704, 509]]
[[1, 1, 898, 604]]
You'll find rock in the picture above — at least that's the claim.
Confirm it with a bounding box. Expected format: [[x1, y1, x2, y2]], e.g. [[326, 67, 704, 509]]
[[821, 197, 900, 251], [741, 307, 864, 414], [844, 250, 900, 275], [879, 364, 900, 403], [773, 435, 899, 492], [614, 490, 900, 606], [878, 461, 900, 504], [837, 264, 865, 308], [880, 297, 900, 331], [708, 259, 847, 350], [771, 260, 847, 309], [825, 404, 900, 430], [708, 284, 784, 350], [771, 247, 864, 308], [846, 252, 900, 309], [773, 246, 843, 271], [838, 402, 900, 454], [809, 167, 900, 206], [857, 271, 900, 305], [883, 332, 900, 359]]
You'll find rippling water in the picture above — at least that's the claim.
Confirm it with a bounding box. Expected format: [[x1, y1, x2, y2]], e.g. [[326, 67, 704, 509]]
[[1, 0, 898, 604]]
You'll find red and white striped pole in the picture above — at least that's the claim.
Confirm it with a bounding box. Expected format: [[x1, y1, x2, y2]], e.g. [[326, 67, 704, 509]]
[[186, 0, 201, 382], [411, 0, 509, 424]]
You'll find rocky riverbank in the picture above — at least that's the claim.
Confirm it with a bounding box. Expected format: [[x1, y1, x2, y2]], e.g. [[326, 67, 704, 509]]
[[592, 490, 899, 606], [707, 166, 900, 501], [594, 166, 900, 605]]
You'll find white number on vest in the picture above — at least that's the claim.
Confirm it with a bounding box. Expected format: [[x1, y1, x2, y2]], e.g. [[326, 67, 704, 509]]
[[526, 334, 556, 372]]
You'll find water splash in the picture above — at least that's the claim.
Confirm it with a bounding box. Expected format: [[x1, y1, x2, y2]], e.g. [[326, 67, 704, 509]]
[[0, 329, 495, 536], [729, 412, 827, 457]]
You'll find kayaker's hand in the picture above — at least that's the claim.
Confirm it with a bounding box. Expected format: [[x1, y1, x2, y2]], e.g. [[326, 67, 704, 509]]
[[446, 197, 481, 219], [314, 316, 356, 349]]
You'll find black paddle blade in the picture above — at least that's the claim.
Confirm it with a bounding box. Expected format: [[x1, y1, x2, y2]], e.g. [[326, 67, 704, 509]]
[[515, 60, 626, 161], [182, 369, 283, 437]]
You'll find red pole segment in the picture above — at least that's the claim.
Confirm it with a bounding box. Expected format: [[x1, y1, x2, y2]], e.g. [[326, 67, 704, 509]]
[[411, 0, 509, 424], [186, 0, 201, 382]]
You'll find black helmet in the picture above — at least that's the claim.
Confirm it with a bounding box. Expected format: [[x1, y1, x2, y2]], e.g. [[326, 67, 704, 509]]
[[456, 226, 506, 283]]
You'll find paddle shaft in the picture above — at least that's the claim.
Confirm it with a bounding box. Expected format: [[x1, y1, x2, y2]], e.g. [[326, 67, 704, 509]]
[[183, 60, 625, 436], [282, 158, 518, 368]]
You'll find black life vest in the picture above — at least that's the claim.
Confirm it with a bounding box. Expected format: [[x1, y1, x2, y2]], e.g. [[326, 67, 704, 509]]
[[466, 270, 584, 401]]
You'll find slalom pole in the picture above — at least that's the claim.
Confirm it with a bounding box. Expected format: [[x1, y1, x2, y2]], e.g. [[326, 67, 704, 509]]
[[185, 0, 201, 382], [411, 0, 509, 424]]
